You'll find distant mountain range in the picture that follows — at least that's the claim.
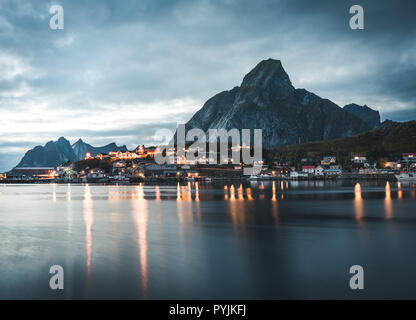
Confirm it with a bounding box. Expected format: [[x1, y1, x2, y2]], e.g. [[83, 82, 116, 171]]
[[14, 59, 401, 168], [184, 59, 373, 148], [16, 137, 127, 168], [72, 139, 127, 161]]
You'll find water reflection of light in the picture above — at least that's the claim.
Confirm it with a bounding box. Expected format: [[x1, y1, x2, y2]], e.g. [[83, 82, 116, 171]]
[[83, 185, 94, 290], [385, 181, 393, 219], [272, 181, 277, 201], [67, 184, 73, 234], [271, 182, 278, 223], [230, 185, 236, 200], [224, 185, 229, 200], [187, 182, 192, 201], [66, 183, 71, 201], [108, 184, 136, 201], [52, 183, 57, 203], [155, 186, 161, 201], [280, 181, 284, 191], [238, 184, 244, 200], [354, 183, 363, 220], [177, 182, 182, 200], [194, 182, 201, 224], [132, 184, 149, 298], [246, 187, 254, 200], [176, 186, 194, 232], [195, 182, 200, 202], [397, 182, 403, 200], [229, 198, 246, 235]]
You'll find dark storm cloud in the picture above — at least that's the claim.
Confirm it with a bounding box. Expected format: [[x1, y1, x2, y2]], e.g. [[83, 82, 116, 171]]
[[1, 0, 415, 103], [0, 0, 415, 171]]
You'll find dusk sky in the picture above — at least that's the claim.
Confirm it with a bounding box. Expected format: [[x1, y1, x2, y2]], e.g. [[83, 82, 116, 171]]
[[0, 0, 415, 171]]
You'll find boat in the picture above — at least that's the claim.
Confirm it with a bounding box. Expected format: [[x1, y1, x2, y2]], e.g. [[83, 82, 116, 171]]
[[249, 174, 273, 181], [395, 172, 416, 182]]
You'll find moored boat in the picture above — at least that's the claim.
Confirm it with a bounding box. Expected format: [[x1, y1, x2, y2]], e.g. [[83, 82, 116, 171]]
[[395, 172, 416, 182]]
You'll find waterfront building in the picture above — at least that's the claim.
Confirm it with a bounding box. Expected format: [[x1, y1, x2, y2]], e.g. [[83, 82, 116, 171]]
[[277, 167, 291, 175], [324, 168, 342, 176], [112, 160, 127, 175], [301, 166, 315, 174], [314, 165, 325, 176], [321, 156, 337, 166], [329, 164, 342, 170], [359, 168, 379, 174], [290, 171, 308, 180], [135, 145, 157, 159], [87, 168, 105, 179], [143, 164, 178, 178], [384, 161, 401, 170], [403, 153, 416, 162], [352, 156, 367, 164], [96, 153, 111, 160], [7, 167, 57, 180], [84, 152, 93, 160], [56, 164, 72, 175]]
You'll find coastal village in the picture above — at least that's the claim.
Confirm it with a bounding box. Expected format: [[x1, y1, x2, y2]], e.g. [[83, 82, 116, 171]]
[[1, 144, 415, 183]]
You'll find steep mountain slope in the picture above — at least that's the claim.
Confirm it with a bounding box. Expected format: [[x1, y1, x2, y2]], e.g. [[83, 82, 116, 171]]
[[184, 59, 371, 148], [343, 103, 381, 128], [16, 137, 77, 168]]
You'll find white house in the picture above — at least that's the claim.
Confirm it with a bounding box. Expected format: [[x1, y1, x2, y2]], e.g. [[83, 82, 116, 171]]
[[324, 169, 342, 176], [88, 168, 105, 179], [314, 165, 325, 176], [352, 156, 367, 164], [290, 171, 308, 180], [321, 156, 337, 165], [301, 166, 315, 174]]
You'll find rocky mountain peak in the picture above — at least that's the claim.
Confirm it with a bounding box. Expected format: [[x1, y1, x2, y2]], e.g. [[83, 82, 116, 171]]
[[343, 103, 381, 129], [57, 136, 69, 142], [240, 58, 294, 98], [184, 59, 372, 148]]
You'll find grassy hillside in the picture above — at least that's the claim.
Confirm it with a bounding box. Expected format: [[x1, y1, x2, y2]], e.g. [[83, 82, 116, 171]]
[[267, 121, 416, 164]]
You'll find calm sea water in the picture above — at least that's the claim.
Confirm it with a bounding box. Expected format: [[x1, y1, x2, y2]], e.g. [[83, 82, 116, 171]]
[[0, 180, 415, 299]]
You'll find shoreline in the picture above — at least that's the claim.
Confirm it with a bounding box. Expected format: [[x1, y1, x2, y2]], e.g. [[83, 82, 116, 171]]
[[1, 174, 398, 185]]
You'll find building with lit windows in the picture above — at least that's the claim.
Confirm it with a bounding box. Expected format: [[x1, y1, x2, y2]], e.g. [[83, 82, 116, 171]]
[[7, 167, 57, 180]]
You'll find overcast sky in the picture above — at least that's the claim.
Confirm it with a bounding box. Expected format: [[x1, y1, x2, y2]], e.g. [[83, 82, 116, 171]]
[[0, 0, 415, 171]]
